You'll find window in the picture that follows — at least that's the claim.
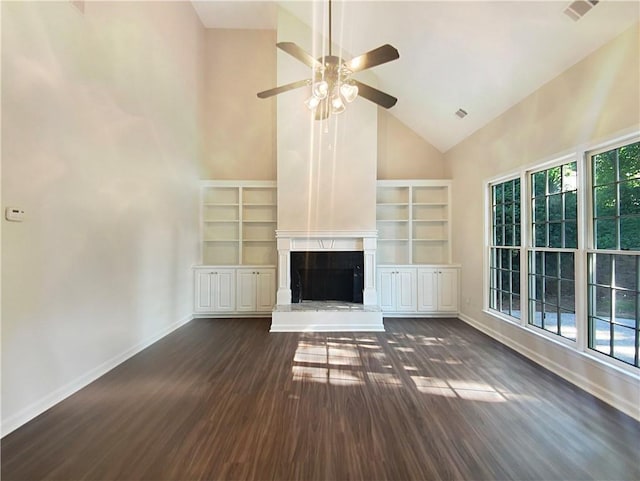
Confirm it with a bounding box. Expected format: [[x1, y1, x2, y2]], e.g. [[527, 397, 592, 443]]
[[489, 178, 521, 318], [592, 142, 640, 250], [588, 142, 640, 367], [528, 161, 577, 340], [486, 136, 639, 371]]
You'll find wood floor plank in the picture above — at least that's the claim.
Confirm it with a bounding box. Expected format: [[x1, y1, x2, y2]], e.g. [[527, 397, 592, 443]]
[[2, 318, 639, 481]]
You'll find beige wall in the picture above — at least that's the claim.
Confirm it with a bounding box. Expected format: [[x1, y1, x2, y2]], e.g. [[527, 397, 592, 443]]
[[1, 1, 204, 434], [200, 26, 444, 184], [445, 24, 640, 417], [378, 110, 446, 179], [276, 7, 377, 232], [201, 29, 276, 180]]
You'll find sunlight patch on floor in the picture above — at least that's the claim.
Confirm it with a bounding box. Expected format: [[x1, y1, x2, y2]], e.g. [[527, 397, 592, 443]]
[[411, 375, 511, 402]]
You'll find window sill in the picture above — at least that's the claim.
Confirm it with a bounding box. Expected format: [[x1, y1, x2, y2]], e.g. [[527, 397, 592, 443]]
[[482, 308, 640, 381]]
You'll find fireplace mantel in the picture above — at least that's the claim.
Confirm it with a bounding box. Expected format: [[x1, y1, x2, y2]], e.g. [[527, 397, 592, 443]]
[[271, 229, 383, 332], [275, 230, 378, 306]]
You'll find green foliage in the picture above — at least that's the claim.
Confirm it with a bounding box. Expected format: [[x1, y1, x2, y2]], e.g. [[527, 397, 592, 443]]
[[593, 142, 639, 251]]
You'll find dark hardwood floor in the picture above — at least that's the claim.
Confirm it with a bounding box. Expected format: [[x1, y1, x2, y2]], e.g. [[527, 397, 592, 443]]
[[2, 318, 639, 481]]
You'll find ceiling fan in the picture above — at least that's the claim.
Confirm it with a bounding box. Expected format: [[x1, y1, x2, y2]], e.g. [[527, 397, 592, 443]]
[[257, 0, 400, 120]]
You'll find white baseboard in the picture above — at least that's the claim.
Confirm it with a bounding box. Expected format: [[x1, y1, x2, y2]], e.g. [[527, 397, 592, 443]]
[[1, 314, 194, 438], [458, 313, 640, 421], [192, 313, 272, 319]]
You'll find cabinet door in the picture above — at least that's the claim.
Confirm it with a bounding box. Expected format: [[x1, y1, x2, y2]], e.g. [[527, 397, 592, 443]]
[[438, 268, 459, 312], [195, 271, 214, 312], [395, 269, 417, 312], [417, 268, 438, 312], [255, 269, 275, 312], [215, 270, 236, 312], [235, 270, 257, 312], [378, 268, 396, 312]]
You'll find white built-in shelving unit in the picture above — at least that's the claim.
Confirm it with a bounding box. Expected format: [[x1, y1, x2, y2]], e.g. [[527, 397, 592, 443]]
[[196, 181, 277, 316], [376, 180, 458, 317], [376, 180, 452, 265], [201, 181, 277, 266]]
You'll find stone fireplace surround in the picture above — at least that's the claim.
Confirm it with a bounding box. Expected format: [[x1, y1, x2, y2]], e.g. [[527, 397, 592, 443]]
[[270, 230, 384, 332]]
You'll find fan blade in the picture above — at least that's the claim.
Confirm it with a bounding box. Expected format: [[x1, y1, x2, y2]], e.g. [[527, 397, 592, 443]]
[[352, 80, 397, 109], [277, 42, 323, 70], [257, 79, 311, 99], [346, 44, 399, 73]]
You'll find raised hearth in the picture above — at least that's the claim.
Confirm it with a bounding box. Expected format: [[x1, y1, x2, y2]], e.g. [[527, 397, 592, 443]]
[[270, 231, 383, 332]]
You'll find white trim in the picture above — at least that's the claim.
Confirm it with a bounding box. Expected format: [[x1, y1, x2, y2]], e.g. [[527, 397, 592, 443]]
[[525, 152, 577, 175], [585, 130, 640, 157], [377, 179, 452, 188], [200, 180, 276, 188], [271, 308, 384, 332], [575, 149, 589, 352], [459, 312, 640, 421], [193, 313, 271, 319], [519, 170, 528, 327], [483, 307, 522, 326], [275, 230, 378, 307], [1, 314, 194, 438], [270, 323, 385, 332], [483, 131, 640, 376], [382, 313, 458, 318], [276, 230, 378, 239], [483, 309, 577, 350]]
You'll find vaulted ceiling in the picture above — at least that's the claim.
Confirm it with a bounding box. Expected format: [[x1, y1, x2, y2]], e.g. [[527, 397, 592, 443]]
[[192, 1, 640, 153]]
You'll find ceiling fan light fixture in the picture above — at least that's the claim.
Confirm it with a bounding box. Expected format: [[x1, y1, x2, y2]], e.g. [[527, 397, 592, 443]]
[[305, 95, 321, 110], [312, 81, 329, 100], [256, 0, 399, 120], [340, 82, 359, 103], [331, 94, 346, 114]]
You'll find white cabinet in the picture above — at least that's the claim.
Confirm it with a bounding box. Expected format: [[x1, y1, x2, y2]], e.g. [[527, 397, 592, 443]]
[[197, 181, 277, 316], [377, 265, 459, 316], [417, 267, 459, 313], [194, 268, 235, 313], [417, 268, 438, 312], [195, 267, 275, 315], [377, 267, 417, 313], [236, 268, 275, 312]]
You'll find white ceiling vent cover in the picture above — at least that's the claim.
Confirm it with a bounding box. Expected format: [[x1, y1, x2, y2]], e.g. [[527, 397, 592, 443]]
[[564, 0, 599, 21]]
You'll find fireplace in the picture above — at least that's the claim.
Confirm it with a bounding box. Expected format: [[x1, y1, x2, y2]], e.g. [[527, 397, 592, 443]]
[[270, 231, 383, 332], [291, 251, 364, 303]]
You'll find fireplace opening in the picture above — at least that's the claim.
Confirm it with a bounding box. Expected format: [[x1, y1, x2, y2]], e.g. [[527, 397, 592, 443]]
[[291, 251, 364, 303]]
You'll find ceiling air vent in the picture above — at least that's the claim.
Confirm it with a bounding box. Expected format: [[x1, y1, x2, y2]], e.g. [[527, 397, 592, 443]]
[[564, 0, 599, 21], [455, 109, 468, 119]]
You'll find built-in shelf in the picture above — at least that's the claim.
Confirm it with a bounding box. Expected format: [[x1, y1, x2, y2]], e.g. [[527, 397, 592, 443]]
[[200, 181, 277, 266], [376, 180, 452, 265]]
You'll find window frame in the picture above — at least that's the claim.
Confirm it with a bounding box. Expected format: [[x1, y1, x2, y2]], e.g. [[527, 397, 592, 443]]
[[486, 173, 525, 324], [526, 156, 580, 345], [586, 138, 640, 368], [484, 131, 640, 375], [487, 176, 523, 321]]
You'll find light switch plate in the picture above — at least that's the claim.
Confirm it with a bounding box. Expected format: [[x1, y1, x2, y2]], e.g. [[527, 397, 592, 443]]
[[5, 207, 25, 222]]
